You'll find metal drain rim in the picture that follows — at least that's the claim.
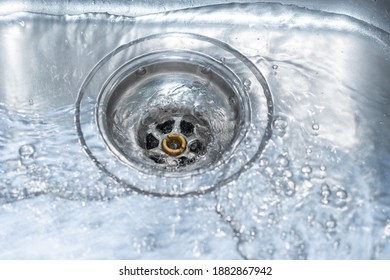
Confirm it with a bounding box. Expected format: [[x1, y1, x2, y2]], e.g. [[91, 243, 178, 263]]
[[97, 50, 248, 176], [75, 32, 273, 197]]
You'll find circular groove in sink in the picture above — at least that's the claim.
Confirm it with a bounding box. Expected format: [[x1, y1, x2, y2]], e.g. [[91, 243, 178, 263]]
[[75, 33, 273, 197]]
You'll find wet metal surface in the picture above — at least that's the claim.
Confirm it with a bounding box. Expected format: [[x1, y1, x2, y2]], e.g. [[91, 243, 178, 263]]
[[0, 1, 389, 259]]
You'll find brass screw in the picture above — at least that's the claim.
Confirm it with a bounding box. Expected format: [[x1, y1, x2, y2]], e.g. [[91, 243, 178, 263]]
[[162, 133, 187, 156]]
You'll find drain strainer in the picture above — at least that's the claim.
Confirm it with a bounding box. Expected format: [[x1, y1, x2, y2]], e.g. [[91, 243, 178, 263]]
[[76, 33, 273, 196]]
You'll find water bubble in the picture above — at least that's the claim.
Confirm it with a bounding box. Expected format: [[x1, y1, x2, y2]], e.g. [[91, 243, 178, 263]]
[[319, 165, 326, 171], [320, 183, 331, 204], [307, 214, 315, 225], [336, 189, 348, 199], [384, 224, 390, 236], [220, 57, 226, 64], [259, 157, 269, 167], [136, 67, 147, 75], [333, 240, 341, 250], [276, 155, 289, 167], [272, 117, 288, 137], [29, 99, 34, 105], [283, 169, 293, 178], [325, 217, 337, 230], [321, 183, 331, 196], [265, 166, 274, 176], [272, 64, 278, 70], [301, 165, 312, 175], [312, 123, 320, 130], [268, 213, 276, 225], [283, 180, 296, 197], [19, 144, 36, 159], [216, 203, 223, 213], [306, 147, 312, 154], [333, 187, 348, 208]]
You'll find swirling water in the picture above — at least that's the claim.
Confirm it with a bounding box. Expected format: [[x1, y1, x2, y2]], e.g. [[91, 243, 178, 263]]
[[0, 2, 390, 259]]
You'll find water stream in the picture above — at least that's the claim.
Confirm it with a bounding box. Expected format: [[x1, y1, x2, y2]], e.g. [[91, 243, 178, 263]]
[[0, 2, 389, 259]]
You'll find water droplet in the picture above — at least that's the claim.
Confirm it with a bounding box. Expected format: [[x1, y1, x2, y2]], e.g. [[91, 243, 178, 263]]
[[301, 165, 312, 175], [320, 184, 331, 205], [136, 67, 147, 75], [276, 155, 289, 167], [283, 180, 296, 197], [336, 189, 348, 199], [19, 144, 35, 159], [216, 203, 223, 213], [325, 217, 337, 230], [320, 183, 331, 196], [243, 79, 251, 90], [283, 169, 293, 178], [259, 157, 269, 167], [268, 213, 276, 225], [273, 117, 288, 137], [307, 214, 315, 225], [265, 166, 274, 176], [201, 65, 211, 74], [272, 64, 278, 70], [384, 224, 390, 236], [312, 123, 320, 130]]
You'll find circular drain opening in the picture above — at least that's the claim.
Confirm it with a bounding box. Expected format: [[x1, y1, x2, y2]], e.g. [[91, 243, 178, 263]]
[[76, 33, 273, 196], [99, 53, 244, 174]]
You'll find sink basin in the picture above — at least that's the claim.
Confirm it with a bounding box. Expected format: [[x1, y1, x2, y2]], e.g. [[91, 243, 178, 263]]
[[0, 0, 389, 259]]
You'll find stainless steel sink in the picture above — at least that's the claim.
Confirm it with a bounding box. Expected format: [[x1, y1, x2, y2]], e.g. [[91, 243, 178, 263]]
[[0, 0, 389, 259]]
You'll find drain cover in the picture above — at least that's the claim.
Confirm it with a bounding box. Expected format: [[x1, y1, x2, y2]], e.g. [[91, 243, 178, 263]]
[[76, 33, 273, 196]]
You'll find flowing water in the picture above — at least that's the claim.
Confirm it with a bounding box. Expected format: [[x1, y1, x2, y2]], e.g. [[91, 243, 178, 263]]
[[0, 2, 390, 259]]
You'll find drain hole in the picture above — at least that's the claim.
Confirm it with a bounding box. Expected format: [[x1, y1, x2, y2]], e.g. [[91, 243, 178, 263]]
[[102, 57, 245, 173], [180, 120, 194, 136], [156, 119, 175, 134], [146, 133, 159, 150], [178, 156, 195, 166], [149, 154, 165, 164], [189, 140, 204, 154], [79, 34, 272, 196]]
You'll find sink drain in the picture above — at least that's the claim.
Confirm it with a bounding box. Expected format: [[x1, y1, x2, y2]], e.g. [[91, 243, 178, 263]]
[[76, 33, 273, 196]]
